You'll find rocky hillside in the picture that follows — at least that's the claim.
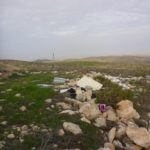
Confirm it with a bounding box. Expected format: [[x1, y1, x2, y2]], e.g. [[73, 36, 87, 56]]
[[82, 55, 150, 65]]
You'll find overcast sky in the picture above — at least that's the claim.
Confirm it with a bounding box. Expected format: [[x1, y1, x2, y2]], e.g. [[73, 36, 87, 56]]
[[0, 0, 150, 60]]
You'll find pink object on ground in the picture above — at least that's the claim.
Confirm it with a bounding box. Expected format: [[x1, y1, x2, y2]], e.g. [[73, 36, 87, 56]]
[[98, 104, 107, 112]]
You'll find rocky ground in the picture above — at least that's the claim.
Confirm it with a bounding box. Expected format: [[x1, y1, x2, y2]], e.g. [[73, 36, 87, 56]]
[[0, 64, 150, 149]]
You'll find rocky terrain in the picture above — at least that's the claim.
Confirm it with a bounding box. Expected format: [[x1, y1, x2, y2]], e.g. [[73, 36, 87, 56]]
[[0, 59, 150, 150]]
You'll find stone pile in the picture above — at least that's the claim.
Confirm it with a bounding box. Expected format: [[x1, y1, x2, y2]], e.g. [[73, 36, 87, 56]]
[[55, 73, 150, 149], [59, 96, 150, 149]]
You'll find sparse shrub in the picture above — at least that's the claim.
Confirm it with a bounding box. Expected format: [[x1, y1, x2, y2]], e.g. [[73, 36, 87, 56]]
[[95, 76, 134, 107]]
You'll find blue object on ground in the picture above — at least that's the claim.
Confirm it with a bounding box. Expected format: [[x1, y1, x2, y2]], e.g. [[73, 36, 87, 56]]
[[53, 77, 67, 84]]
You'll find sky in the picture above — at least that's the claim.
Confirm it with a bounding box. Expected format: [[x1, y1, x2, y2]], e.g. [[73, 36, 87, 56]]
[[0, 0, 150, 60]]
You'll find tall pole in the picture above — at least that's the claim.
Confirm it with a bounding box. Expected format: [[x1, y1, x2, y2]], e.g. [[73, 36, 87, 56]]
[[51, 52, 55, 71], [53, 52, 55, 61]]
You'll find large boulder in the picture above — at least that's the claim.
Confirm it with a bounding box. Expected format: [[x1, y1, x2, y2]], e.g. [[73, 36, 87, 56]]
[[116, 100, 140, 120], [63, 122, 82, 135], [126, 127, 150, 148], [79, 102, 101, 120]]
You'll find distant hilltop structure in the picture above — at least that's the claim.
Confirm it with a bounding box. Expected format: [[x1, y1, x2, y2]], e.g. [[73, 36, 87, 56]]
[[34, 52, 56, 62]]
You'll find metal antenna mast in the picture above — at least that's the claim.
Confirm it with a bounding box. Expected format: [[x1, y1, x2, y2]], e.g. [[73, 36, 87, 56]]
[[52, 52, 55, 61]]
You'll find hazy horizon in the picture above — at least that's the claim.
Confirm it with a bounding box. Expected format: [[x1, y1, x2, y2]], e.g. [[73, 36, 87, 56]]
[[0, 0, 150, 60]]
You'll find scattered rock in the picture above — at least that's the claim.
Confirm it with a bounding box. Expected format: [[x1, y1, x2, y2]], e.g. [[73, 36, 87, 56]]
[[55, 85, 68, 89], [7, 134, 15, 139], [127, 120, 139, 128], [58, 129, 65, 136], [31, 147, 36, 150], [106, 120, 117, 130], [63, 122, 82, 135], [19, 106, 27, 112], [29, 102, 35, 106], [79, 102, 101, 120], [67, 79, 76, 87], [80, 117, 91, 124], [41, 129, 48, 133], [21, 130, 28, 136], [19, 137, 24, 143], [76, 87, 85, 101], [32, 125, 40, 131], [147, 113, 150, 118], [45, 98, 52, 104], [134, 119, 148, 128], [115, 124, 126, 139], [108, 127, 116, 143], [64, 97, 82, 108], [16, 127, 21, 132], [0, 99, 6, 102], [6, 89, 12, 92], [20, 125, 28, 136], [104, 142, 115, 150], [21, 125, 28, 131], [46, 107, 51, 111], [50, 105, 55, 109], [52, 144, 58, 148], [97, 147, 111, 150], [0, 106, 3, 111], [60, 110, 78, 115], [15, 93, 21, 97], [48, 128, 52, 132], [113, 140, 123, 149], [56, 102, 71, 110], [1, 121, 7, 125], [116, 100, 140, 120], [106, 108, 118, 122], [12, 125, 17, 130], [126, 144, 142, 150], [0, 141, 5, 149], [94, 116, 106, 127], [122, 136, 133, 146], [67, 149, 80, 150], [126, 127, 150, 148], [84, 87, 92, 101]]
